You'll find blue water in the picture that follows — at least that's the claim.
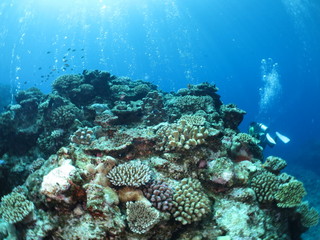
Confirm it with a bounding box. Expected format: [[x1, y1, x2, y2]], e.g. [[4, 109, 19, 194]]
[[0, 0, 320, 172]]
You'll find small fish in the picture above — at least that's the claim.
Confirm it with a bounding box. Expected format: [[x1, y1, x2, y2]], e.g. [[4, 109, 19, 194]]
[[41, 75, 44, 78], [81, 48, 84, 51], [81, 56, 84, 59], [62, 59, 68, 62], [46, 51, 51, 54], [72, 49, 76, 52], [24, 81, 27, 84], [67, 48, 71, 51], [38, 67, 42, 70], [64, 64, 70, 67], [52, 69, 56, 71]]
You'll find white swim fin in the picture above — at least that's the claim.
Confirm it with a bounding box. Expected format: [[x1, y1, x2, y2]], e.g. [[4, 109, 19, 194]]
[[276, 131, 290, 144], [266, 133, 276, 145]]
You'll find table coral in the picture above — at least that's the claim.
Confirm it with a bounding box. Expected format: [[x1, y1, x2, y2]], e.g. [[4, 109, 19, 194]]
[[275, 180, 306, 208], [107, 161, 151, 187], [126, 200, 160, 234]]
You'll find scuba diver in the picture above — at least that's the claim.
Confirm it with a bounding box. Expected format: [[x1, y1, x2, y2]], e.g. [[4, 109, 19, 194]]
[[249, 122, 290, 149]]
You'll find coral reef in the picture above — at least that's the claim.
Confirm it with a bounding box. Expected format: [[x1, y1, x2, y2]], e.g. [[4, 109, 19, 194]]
[[0, 70, 318, 239]]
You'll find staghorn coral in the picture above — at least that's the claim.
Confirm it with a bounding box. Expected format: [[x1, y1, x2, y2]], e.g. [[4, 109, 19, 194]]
[[250, 171, 280, 204], [126, 200, 160, 234], [0, 191, 34, 224], [275, 180, 306, 208], [107, 161, 151, 187], [171, 178, 211, 225], [143, 180, 174, 212]]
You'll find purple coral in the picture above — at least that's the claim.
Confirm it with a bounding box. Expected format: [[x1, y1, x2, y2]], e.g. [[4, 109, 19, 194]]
[[143, 180, 173, 212]]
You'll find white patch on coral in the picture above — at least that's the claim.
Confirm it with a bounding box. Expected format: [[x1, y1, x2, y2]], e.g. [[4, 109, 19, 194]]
[[40, 161, 76, 203]]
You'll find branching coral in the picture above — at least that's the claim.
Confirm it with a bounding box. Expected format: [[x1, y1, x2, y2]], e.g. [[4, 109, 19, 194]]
[[297, 202, 319, 228], [250, 171, 280, 204], [156, 118, 210, 151], [262, 156, 287, 174], [0, 191, 34, 224], [274, 180, 306, 208], [107, 161, 151, 187], [126, 200, 160, 234]]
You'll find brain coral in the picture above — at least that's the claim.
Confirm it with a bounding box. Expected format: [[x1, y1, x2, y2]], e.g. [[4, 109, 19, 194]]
[[171, 178, 211, 225], [126, 200, 160, 234], [107, 161, 151, 187], [0, 191, 34, 224]]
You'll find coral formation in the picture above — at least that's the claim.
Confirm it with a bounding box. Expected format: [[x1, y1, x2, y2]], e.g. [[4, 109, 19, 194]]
[[297, 202, 320, 228], [250, 171, 280, 204], [70, 127, 95, 145], [107, 161, 152, 187], [262, 156, 287, 174], [155, 117, 214, 151], [274, 180, 306, 208], [0, 70, 317, 239], [0, 191, 34, 224], [126, 200, 160, 234], [171, 178, 211, 225], [143, 180, 174, 211]]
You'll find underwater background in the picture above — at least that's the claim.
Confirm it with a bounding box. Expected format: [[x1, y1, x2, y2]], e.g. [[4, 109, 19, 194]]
[[0, 0, 320, 239]]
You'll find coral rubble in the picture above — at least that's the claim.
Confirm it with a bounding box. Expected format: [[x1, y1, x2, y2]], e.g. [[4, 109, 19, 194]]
[[0, 70, 318, 239]]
